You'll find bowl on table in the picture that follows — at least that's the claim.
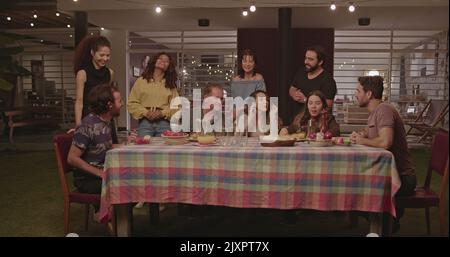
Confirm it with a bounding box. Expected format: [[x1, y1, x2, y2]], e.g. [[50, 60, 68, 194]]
[[260, 135, 296, 147], [308, 139, 333, 147], [197, 135, 216, 145], [161, 134, 189, 145]]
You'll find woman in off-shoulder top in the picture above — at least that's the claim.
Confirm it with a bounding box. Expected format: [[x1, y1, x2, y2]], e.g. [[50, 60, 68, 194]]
[[231, 49, 266, 99]]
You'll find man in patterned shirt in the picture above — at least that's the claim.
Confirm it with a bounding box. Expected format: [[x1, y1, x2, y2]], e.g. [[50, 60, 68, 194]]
[[68, 83, 122, 201]]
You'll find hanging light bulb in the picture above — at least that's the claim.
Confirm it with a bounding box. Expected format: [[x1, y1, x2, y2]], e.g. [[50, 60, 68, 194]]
[[30, 22, 34, 27], [242, 9, 249, 17], [56, 12, 60, 17], [348, 2, 355, 12], [155, 5, 162, 14], [6, 16, 11, 21], [67, 24, 71, 28], [33, 14, 38, 19], [249, 4, 256, 12], [330, 1, 336, 11]]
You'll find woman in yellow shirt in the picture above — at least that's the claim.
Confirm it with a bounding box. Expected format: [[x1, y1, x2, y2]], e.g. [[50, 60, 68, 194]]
[[128, 52, 179, 136]]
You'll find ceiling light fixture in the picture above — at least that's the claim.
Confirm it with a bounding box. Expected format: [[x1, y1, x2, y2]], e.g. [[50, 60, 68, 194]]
[[242, 9, 249, 17], [101, 27, 105, 30], [348, 2, 355, 12], [249, 4, 256, 12], [330, 1, 336, 11], [155, 5, 162, 14]]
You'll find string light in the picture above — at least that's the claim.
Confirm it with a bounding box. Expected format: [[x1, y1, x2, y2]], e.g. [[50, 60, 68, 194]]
[[348, 2, 355, 12], [30, 22, 34, 27], [330, 1, 336, 11], [155, 5, 162, 13], [33, 14, 38, 19]]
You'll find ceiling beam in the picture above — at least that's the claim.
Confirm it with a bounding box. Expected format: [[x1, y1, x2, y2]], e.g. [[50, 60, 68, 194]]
[[1, 0, 57, 11]]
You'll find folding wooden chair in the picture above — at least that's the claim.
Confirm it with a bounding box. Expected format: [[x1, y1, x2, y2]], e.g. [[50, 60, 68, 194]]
[[405, 99, 449, 143]]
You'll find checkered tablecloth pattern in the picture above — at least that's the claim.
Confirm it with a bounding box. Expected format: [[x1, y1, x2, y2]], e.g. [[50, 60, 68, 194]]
[[99, 138, 400, 222]]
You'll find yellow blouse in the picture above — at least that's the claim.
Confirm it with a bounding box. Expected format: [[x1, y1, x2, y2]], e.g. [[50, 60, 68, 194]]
[[127, 77, 179, 120]]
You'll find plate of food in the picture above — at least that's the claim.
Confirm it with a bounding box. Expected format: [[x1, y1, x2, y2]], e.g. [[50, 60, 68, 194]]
[[135, 135, 151, 144], [304, 132, 333, 147], [290, 132, 307, 141], [260, 135, 296, 147], [308, 139, 333, 147], [332, 137, 352, 146], [161, 130, 189, 145], [196, 135, 216, 145]]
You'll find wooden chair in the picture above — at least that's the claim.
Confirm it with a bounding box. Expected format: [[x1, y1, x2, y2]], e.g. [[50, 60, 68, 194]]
[[53, 133, 115, 235], [396, 130, 449, 236], [405, 99, 449, 143]]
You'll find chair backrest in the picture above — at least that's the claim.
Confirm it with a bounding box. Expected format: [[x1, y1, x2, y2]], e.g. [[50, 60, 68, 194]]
[[423, 99, 449, 126], [429, 130, 449, 176], [53, 133, 74, 198]]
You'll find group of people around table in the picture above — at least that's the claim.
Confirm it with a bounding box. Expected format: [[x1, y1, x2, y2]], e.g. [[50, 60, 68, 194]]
[[66, 35, 416, 232]]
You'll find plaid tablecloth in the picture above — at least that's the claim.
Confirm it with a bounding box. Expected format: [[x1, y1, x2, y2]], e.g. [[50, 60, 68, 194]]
[[99, 138, 401, 222]]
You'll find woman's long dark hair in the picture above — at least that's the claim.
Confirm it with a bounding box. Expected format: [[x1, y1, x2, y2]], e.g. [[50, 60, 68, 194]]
[[141, 52, 177, 89], [73, 35, 111, 74], [299, 90, 328, 126], [238, 49, 258, 79]]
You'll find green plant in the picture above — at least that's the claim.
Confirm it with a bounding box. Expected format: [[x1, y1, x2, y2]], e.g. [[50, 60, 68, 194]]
[[0, 31, 32, 91]]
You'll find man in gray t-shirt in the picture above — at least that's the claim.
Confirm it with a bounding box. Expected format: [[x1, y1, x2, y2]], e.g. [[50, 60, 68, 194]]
[[351, 76, 416, 233]]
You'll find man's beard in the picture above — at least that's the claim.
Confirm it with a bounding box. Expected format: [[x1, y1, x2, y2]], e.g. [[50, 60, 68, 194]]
[[358, 99, 368, 108], [305, 63, 319, 73]]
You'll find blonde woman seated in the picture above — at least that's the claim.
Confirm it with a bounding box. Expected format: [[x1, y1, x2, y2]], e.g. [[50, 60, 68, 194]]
[[279, 90, 340, 137], [236, 90, 283, 137]]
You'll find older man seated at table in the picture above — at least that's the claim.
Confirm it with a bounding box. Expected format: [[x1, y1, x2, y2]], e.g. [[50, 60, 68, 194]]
[[67, 83, 122, 214], [351, 76, 416, 233]]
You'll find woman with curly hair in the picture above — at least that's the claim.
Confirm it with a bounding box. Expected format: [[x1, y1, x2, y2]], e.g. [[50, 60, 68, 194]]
[[127, 52, 179, 137], [70, 36, 117, 141]]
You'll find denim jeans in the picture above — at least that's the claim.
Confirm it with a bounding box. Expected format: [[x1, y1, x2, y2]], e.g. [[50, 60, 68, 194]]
[[138, 119, 170, 137]]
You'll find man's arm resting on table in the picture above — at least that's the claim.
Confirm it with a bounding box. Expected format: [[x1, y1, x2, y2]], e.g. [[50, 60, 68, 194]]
[[67, 145, 103, 178], [358, 127, 368, 137], [357, 127, 394, 149]]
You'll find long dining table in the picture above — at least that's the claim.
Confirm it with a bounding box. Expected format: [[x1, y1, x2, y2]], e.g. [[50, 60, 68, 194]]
[[98, 137, 401, 237]]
